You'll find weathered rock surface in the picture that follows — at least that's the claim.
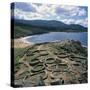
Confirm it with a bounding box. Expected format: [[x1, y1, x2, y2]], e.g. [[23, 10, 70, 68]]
[[14, 40, 88, 87]]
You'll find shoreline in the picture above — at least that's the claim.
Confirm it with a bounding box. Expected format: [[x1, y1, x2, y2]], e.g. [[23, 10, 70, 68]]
[[21, 37, 87, 48], [14, 38, 34, 48], [14, 34, 87, 48]]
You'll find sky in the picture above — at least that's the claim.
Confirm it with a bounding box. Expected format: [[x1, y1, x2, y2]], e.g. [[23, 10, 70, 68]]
[[13, 2, 88, 27]]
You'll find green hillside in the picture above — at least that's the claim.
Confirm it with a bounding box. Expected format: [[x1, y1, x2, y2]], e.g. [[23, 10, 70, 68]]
[[13, 19, 87, 38], [14, 23, 49, 38]]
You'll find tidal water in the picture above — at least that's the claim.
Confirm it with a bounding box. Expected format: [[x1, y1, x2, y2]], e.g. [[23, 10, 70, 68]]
[[26, 32, 87, 46]]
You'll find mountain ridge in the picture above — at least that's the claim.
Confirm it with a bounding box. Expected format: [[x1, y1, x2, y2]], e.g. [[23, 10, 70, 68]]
[[14, 19, 87, 30], [12, 19, 87, 38]]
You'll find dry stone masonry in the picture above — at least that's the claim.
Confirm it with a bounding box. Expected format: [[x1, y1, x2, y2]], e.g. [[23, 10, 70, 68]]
[[14, 40, 87, 87]]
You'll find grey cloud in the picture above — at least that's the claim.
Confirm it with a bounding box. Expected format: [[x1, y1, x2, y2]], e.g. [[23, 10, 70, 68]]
[[14, 2, 36, 12]]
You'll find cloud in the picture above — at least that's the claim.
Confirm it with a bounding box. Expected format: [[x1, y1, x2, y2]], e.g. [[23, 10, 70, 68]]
[[62, 19, 75, 24], [13, 2, 88, 27], [14, 2, 36, 12], [14, 8, 44, 20], [61, 18, 88, 27], [14, 9, 24, 19], [78, 8, 87, 16], [75, 18, 88, 27]]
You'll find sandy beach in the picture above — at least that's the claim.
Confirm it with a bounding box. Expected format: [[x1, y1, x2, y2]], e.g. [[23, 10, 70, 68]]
[[14, 38, 34, 48]]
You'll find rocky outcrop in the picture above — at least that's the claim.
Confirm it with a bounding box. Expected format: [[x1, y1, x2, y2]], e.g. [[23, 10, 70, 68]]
[[14, 40, 87, 87]]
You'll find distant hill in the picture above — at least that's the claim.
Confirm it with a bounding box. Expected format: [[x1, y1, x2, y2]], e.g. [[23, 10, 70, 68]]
[[12, 19, 87, 38]]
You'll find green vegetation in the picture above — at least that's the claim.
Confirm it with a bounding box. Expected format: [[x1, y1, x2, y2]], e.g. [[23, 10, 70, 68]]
[[14, 20, 87, 38], [14, 23, 49, 38], [14, 47, 29, 65]]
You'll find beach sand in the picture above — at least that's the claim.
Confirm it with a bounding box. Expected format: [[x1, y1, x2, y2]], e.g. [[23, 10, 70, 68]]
[[14, 38, 34, 48]]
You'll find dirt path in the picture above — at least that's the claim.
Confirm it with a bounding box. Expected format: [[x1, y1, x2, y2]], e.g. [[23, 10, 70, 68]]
[[37, 45, 43, 50]]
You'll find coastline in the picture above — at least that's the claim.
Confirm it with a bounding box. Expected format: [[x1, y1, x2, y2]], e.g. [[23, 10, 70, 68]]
[[14, 38, 34, 48], [14, 38, 87, 49], [14, 32, 87, 48]]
